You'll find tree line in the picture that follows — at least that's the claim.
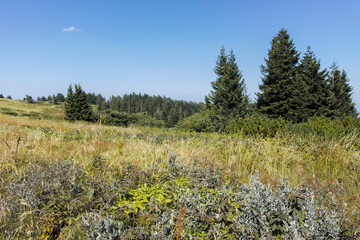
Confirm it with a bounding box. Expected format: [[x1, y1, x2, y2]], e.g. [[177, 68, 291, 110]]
[[0, 94, 12, 99], [64, 86, 203, 127], [189, 29, 356, 133], [257, 29, 356, 122], [62, 29, 358, 131]]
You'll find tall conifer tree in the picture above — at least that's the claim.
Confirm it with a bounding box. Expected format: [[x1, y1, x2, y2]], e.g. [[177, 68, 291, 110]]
[[65, 85, 75, 120], [257, 29, 302, 121], [74, 84, 92, 121], [206, 46, 228, 110], [297, 46, 330, 117], [206, 46, 249, 118], [328, 63, 357, 118]]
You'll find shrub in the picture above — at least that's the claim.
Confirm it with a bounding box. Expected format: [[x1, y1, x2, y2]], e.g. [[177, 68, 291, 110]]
[[0, 159, 119, 239], [99, 110, 131, 127], [225, 113, 286, 137], [177, 109, 229, 133], [0, 154, 354, 239]]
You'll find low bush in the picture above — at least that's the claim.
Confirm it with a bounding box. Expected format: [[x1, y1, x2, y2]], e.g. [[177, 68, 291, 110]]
[[180, 111, 360, 141], [1, 153, 356, 239]]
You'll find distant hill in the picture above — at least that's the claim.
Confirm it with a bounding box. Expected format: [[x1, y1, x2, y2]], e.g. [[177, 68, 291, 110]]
[[0, 98, 65, 120]]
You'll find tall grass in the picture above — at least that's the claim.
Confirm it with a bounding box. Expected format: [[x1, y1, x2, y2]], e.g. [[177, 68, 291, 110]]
[[0, 108, 359, 237]]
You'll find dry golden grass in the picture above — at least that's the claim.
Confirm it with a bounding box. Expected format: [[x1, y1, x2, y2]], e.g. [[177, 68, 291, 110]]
[[0, 105, 359, 223], [0, 98, 64, 120]]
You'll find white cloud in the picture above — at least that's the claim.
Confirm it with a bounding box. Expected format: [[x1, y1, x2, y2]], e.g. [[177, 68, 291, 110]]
[[62, 26, 81, 32]]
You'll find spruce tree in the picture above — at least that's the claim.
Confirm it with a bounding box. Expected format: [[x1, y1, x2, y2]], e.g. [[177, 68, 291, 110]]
[[65, 85, 75, 120], [257, 29, 302, 121], [65, 84, 93, 121], [73, 84, 93, 121], [297, 46, 330, 117], [206, 46, 249, 118], [206, 46, 228, 110], [328, 63, 357, 118]]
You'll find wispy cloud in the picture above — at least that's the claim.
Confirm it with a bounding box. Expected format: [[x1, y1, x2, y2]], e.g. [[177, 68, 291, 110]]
[[62, 26, 81, 32]]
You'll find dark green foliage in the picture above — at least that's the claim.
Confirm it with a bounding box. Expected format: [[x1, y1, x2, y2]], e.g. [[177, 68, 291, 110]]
[[98, 110, 166, 128], [55, 93, 65, 103], [38, 96, 48, 101], [257, 29, 302, 121], [0, 94, 4, 98], [225, 114, 360, 139], [177, 109, 229, 133], [327, 63, 357, 118], [257, 30, 357, 122], [206, 46, 249, 119], [24, 95, 34, 103], [74, 84, 93, 121], [65, 85, 75, 120], [65, 84, 93, 121], [100, 109, 131, 127], [225, 113, 286, 137], [87, 92, 108, 111], [180, 110, 360, 140], [297, 46, 331, 118], [36, 94, 66, 103], [6, 95, 12, 99], [101, 93, 202, 127]]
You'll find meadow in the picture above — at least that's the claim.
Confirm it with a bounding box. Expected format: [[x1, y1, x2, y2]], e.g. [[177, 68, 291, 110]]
[[0, 99, 359, 239]]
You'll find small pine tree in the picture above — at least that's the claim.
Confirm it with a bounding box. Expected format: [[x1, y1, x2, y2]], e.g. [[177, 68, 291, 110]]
[[206, 46, 249, 118], [206, 46, 228, 110], [65, 85, 75, 120], [65, 84, 93, 121], [328, 63, 357, 118], [75, 84, 92, 121]]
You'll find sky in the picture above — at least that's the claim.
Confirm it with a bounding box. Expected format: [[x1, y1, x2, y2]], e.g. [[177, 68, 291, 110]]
[[1, 0, 360, 110]]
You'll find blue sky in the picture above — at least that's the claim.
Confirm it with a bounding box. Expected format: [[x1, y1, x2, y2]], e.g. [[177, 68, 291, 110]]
[[1, 0, 359, 110]]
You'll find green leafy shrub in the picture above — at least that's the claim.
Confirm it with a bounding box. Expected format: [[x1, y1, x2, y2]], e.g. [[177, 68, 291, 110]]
[[129, 112, 165, 128], [99, 110, 131, 127], [177, 109, 229, 133], [225, 113, 286, 137]]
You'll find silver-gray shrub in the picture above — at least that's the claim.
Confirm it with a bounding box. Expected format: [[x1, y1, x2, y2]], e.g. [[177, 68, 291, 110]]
[[234, 175, 340, 239]]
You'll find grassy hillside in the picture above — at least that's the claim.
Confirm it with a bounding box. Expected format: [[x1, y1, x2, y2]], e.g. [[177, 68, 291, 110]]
[[0, 100, 359, 238], [0, 98, 65, 120]]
